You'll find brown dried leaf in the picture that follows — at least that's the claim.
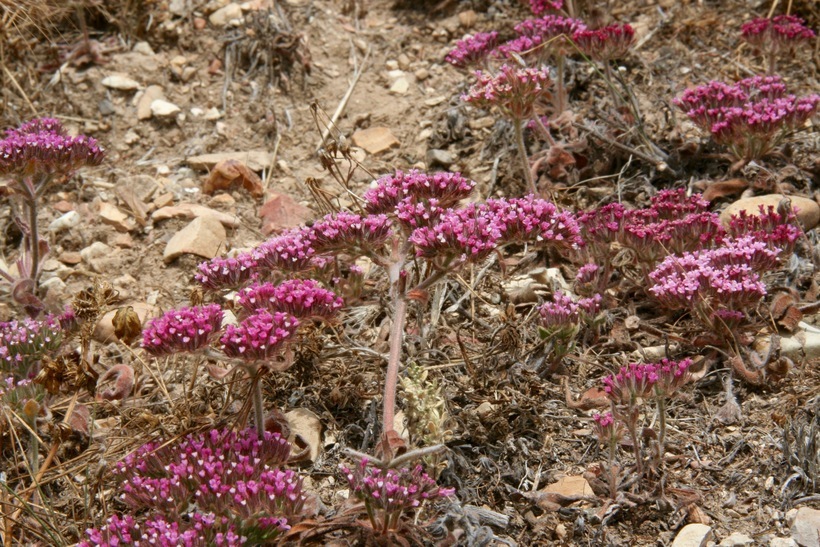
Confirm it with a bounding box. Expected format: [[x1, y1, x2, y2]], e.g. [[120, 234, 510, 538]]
[[701, 179, 748, 202], [203, 159, 265, 197], [96, 364, 135, 401]]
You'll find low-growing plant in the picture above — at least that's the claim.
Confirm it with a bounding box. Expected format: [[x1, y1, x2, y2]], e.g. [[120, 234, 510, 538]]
[[740, 14, 816, 74], [0, 118, 104, 316]]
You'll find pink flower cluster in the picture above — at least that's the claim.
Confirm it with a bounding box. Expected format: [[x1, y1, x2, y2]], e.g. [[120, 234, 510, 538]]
[[445, 32, 499, 68], [221, 310, 300, 361], [592, 411, 625, 445], [578, 190, 726, 272], [728, 204, 802, 260], [741, 15, 816, 53], [527, 0, 563, 14], [254, 229, 317, 273], [364, 169, 475, 215], [237, 279, 343, 321], [648, 236, 777, 330], [573, 23, 635, 61], [141, 304, 223, 356], [602, 358, 693, 404], [674, 76, 820, 161], [195, 253, 258, 291], [539, 291, 601, 329], [462, 64, 553, 120], [309, 211, 393, 255], [496, 16, 586, 61], [0, 315, 62, 376], [0, 118, 104, 180], [341, 457, 455, 531], [82, 428, 303, 546], [409, 196, 581, 265]]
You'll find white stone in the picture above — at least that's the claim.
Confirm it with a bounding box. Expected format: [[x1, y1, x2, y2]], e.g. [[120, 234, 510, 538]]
[[163, 216, 226, 263], [204, 107, 222, 120], [209, 3, 242, 27], [48, 211, 80, 233], [190, 107, 204, 117], [101, 74, 141, 91], [80, 241, 113, 262], [132, 41, 155, 55], [389, 77, 410, 95], [150, 99, 181, 118], [770, 539, 797, 547], [792, 507, 820, 547], [719, 532, 754, 546], [672, 524, 713, 547]]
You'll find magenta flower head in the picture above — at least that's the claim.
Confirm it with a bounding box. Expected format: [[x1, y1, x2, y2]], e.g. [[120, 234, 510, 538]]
[[502, 15, 586, 60], [573, 23, 636, 61], [221, 310, 299, 362], [602, 362, 658, 404], [82, 428, 305, 546], [0, 118, 104, 181], [363, 169, 476, 215], [195, 252, 259, 291], [341, 457, 455, 532], [728, 203, 802, 260], [308, 211, 392, 256], [527, 0, 563, 14], [254, 228, 317, 273], [0, 315, 62, 376], [446, 31, 500, 68], [485, 195, 583, 250], [741, 15, 815, 55], [410, 204, 503, 266], [462, 65, 553, 120], [141, 304, 223, 356], [592, 411, 625, 447], [236, 279, 343, 321]]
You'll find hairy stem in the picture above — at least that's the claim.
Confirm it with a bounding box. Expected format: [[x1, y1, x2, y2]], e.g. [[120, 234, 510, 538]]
[[513, 118, 536, 195], [253, 370, 265, 438], [555, 56, 567, 115], [382, 293, 407, 436]]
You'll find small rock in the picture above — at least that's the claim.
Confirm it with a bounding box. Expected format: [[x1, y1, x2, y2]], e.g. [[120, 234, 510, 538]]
[[98, 99, 116, 116], [672, 524, 713, 547], [124, 130, 140, 144], [204, 107, 222, 120], [163, 216, 227, 263], [151, 99, 181, 118], [110, 233, 134, 249], [791, 507, 820, 547], [351, 127, 400, 155], [208, 193, 236, 208], [98, 203, 134, 232], [770, 539, 798, 547], [101, 74, 141, 91], [285, 408, 323, 463], [94, 302, 158, 344], [80, 241, 114, 262], [475, 401, 495, 417], [132, 41, 155, 55], [193, 17, 207, 30], [259, 193, 314, 235], [58, 252, 82, 265], [755, 323, 820, 361], [153, 192, 175, 208], [49, 211, 81, 233], [385, 60, 399, 71], [152, 203, 240, 228], [53, 200, 74, 213], [719, 532, 754, 546], [426, 149, 456, 168], [209, 3, 242, 26], [397, 54, 411, 70], [187, 151, 272, 172], [543, 476, 594, 497], [458, 9, 477, 28], [720, 194, 820, 231], [41, 277, 66, 293], [137, 85, 165, 120], [414, 68, 429, 81], [424, 96, 447, 107], [389, 77, 410, 95]]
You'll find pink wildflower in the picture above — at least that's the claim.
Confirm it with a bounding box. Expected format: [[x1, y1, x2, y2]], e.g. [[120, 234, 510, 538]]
[[573, 23, 635, 61], [308, 212, 392, 255], [221, 310, 299, 361], [363, 169, 475, 215], [446, 32, 499, 68], [462, 65, 553, 120], [236, 279, 343, 321], [141, 304, 223, 356], [195, 252, 259, 291]]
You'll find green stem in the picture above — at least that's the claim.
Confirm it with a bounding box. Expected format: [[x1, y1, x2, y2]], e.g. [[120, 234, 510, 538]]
[[513, 118, 536, 195]]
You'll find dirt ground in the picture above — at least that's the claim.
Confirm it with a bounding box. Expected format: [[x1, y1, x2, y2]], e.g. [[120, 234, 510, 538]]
[[1, 0, 819, 545]]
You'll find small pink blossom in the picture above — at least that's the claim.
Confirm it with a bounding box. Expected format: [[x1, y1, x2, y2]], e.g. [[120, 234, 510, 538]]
[[195, 252, 259, 291], [221, 310, 299, 361], [236, 279, 343, 321], [141, 304, 223, 356], [446, 32, 499, 68], [308, 212, 392, 255], [573, 24, 635, 61], [462, 65, 553, 120]]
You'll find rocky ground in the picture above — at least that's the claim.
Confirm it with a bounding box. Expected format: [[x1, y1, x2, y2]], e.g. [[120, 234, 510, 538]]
[[1, 0, 820, 545]]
